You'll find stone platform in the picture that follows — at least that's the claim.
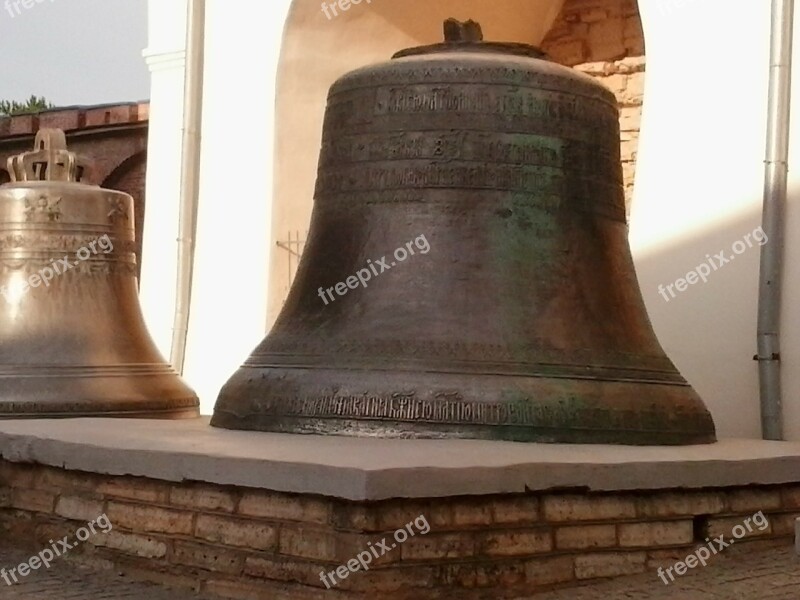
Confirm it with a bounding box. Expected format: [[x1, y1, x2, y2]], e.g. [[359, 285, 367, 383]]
[[1, 418, 800, 598]]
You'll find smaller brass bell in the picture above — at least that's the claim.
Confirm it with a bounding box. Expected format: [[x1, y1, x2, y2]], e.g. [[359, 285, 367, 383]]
[[0, 129, 199, 419]]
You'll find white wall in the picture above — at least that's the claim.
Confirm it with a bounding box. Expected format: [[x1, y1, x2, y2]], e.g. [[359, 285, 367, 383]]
[[784, 4, 800, 441], [631, 0, 786, 439], [141, 0, 188, 356]]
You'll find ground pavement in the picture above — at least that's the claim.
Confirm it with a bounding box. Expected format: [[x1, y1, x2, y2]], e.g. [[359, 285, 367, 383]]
[[1, 540, 799, 599]]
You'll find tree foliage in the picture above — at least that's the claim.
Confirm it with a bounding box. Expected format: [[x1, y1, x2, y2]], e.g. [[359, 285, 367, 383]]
[[0, 95, 55, 116]]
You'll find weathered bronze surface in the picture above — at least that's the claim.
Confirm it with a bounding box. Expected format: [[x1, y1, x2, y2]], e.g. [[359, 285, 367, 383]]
[[0, 130, 199, 419], [213, 22, 716, 444]]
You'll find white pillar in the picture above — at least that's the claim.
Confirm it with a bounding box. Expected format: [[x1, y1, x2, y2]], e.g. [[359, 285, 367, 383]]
[[141, 0, 188, 357], [183, 0, 293, 413]]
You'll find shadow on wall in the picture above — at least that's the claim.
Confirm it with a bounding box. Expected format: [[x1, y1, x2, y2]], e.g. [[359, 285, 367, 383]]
[[633, 207, 768, 440]]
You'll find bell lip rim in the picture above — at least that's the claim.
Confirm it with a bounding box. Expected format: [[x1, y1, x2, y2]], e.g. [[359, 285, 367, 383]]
[[392, 41, 547, 60]]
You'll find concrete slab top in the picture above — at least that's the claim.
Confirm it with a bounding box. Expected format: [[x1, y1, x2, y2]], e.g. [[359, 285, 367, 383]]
[[0, 418, 799, 501]]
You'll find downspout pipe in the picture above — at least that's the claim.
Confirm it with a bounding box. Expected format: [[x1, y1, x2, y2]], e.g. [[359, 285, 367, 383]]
[[758, 0, 794, 440], [170, 0, 206, 374]]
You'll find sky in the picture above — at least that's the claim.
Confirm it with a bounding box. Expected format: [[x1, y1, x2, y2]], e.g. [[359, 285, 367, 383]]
[[0, 0, 150, 107]]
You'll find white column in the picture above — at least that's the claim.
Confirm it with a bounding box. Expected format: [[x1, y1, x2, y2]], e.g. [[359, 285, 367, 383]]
[[183, 0, 294, 413], [140, 0, 188, 357]]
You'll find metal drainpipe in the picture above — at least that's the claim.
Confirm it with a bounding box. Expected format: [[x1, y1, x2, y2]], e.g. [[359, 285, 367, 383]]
[[758, 0, 794, 440], [170, 0, 206, 374]]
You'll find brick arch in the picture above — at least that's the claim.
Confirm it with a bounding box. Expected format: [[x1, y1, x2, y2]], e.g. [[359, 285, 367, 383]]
[[103, 150, 147, 274], [540, 0, 645, 212]]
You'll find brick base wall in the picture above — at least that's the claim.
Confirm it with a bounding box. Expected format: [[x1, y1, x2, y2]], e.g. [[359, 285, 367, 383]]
[[542, 0, 645, 211], [1, 460, 798, 599]]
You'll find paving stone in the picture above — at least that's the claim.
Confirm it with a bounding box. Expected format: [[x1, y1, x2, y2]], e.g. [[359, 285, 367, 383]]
[[0, 543, 211, 599], [3, 539, 800, 598]]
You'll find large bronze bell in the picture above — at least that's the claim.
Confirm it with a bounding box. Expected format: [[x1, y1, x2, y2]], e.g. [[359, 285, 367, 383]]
[[0, 130, 199, 419], [213, 21, 716, 445]]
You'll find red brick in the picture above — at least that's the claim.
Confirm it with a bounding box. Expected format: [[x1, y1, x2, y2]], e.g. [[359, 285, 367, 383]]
[[707, 515, 773, 540], [89, 530, 167, 558], [439, 561, 527, 588], [347, 565, 438, 592], [728, 489, 781, 513], [55, 495, 105, 522], [97, 478, 170, 503], [575, 552, 647, 579], [0, 462, 35, 488], [195, 515, 277, 551], [244, 556, 326, 587], [279, 526, 337, 561], [765, 512, 799, 536], [618, 520, 694, 548], [478, 529, 552, 557], [34, 468, 100, 494], [172, 541, 244, 575], [238, 491, 331, 525], [635, 491, 723, 519], [204, 579, 320, 600], [403, 532, 475, 560], [373, 501, 448, 531], [171, 485, 236, 513], [556, 524, 617, 550], [136, 103, 150, 121], [38, 109, 83, 131], [10, 488, 55, 513], [526, 556, 575, 585], [85, 105, 136, 127], [8, 115, 38, 135], [106, 502, 192, 535], [491, 497, 539, 524], [543, 494, 636, 522]]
